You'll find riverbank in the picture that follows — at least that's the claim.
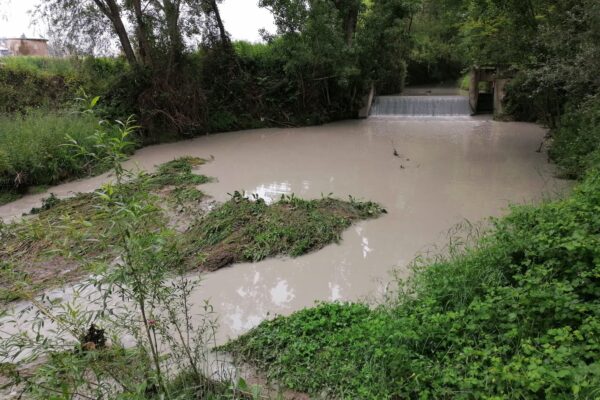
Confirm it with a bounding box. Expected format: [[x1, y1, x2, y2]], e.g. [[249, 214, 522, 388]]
[[222, 103, 600, 398], [1, 117, 567, 340], [226, 167, 600, 398], [0, 115, 573, 399]]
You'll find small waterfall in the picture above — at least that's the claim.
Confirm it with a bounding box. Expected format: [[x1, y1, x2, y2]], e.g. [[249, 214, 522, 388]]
[[370, 95, 472, 117]]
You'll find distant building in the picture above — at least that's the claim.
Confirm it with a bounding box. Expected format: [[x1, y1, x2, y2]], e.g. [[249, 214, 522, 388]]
[[0, 38, 49, 57]]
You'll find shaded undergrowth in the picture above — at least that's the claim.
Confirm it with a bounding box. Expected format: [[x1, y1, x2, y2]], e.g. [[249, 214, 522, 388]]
[[224, 168, 600, 399]]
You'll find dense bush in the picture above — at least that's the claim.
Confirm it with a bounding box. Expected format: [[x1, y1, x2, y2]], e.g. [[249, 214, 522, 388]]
[[1, 1, 413, 140], [0, 56, 126, 114], [0, 110, 128, 200], [226, 165, 600, 399], [0, 62, 74, 113], [471, 0, 599, 125], [200, 39, 364, 133], [549, 96, 600, 178], [0, 43, 368, 141]]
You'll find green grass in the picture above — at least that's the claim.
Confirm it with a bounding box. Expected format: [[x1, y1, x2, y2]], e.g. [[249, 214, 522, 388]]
[[0, 157, 384, 302], [0, 110, 106, 204], [13, 345, 256, 400], [0, 56, 77, 77], [0, 157, 211, 302], [224, 167, 600, 399], [184, 193, 385, 271]]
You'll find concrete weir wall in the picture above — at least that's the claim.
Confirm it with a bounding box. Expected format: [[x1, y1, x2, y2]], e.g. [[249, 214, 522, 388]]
[[494, 78, 509, 116], [358, 85, 375, 118], [468, 67, 510, 116]]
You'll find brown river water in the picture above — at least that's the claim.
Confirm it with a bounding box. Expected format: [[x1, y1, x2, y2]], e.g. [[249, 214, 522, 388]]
[[0, 116, 569, 346]]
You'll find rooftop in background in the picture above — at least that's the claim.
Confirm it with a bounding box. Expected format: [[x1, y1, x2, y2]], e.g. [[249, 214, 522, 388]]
[[0, 37, 49, 57], [1, 37, 48, 42]]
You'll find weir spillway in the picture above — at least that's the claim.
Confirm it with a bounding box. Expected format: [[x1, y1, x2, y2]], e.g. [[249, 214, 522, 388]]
[[370, 95, 472, 117]]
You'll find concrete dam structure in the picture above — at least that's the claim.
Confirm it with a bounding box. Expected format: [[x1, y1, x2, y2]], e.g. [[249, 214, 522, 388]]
[[369, 95, 472, 117]]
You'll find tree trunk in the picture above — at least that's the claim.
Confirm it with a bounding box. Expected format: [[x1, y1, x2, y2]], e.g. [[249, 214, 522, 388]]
[[332, 0, 359, 46], [163, 0, 184, 64], [131, 0, 155, 67], [209, 0, 230, 45], [344, 10, 358, 45], [93, 0, 138, 66]]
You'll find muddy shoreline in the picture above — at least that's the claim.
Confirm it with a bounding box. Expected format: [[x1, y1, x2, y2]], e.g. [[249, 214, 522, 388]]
[[1, 117, 569, 345]]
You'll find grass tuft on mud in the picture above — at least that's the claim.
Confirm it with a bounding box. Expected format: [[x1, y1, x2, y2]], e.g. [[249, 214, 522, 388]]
[[0, 157, 211, 302], [224, 169, 600, 399], [185, 193, 386, 271], [0, 157, 385, 303], [145, 156, 211, 188]]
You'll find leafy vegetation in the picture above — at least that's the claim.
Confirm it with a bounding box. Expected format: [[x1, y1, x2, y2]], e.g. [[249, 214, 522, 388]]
[[218, 3, 600, 391], [185, 193, 386, 271], [0, 156, 210, 303], [0, 1, 415, 140], [0, 110, 135, 204], [0, 60, 74, 113], [1, 0, 596, 143], [1, 0, 599, 397], [0, 120, 385, 399], [0, 56, 126, 114], [549, 96, 600, 179], [0, 153, 383, 303], [0, 140, 261, 399], [225, 164, 600, 399]]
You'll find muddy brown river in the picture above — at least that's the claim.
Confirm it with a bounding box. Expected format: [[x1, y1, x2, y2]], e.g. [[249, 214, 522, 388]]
[[0, 117, 569, 346]]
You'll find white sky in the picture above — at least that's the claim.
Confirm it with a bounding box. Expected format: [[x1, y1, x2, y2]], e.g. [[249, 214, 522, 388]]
[[0, 0, 275, 42]]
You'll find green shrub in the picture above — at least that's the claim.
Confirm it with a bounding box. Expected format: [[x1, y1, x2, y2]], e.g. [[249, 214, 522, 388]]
[[226, 169, 600, 399], [503, 70, 568, 126], [0, 110, 126, 201], [0, 64, 75, 112], [549, 96, 600, 179], [0, 56, 77, 77], [0, 56, 127, 115]]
